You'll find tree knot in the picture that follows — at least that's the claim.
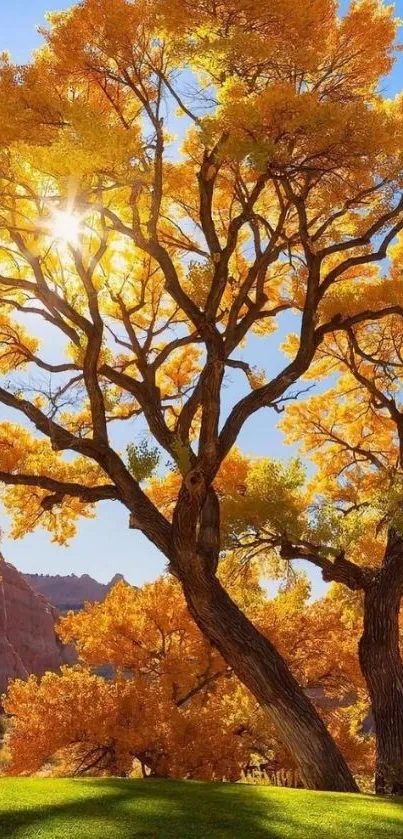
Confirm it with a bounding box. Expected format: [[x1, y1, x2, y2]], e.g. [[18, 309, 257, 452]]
[[184, 469, 206, 498]]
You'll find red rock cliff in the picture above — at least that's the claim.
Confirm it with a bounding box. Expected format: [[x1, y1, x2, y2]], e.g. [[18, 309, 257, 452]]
[[0, 558, 75, 695]]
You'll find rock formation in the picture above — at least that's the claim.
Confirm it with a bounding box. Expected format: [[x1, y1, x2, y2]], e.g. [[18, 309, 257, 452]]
[[0, 559, 75, 695], [23, 571, 125, 612]]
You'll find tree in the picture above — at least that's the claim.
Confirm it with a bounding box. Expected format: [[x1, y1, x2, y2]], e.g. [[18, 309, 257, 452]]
[[0, 0, 401, 790], [3, 572, 372, 783], [3, 578, 249, 780], [277, 318, 403, 793], [230, 287, 403, 793]]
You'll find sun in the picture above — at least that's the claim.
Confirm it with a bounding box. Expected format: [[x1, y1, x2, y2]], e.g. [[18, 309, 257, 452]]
[[50, 210, 82, 245]]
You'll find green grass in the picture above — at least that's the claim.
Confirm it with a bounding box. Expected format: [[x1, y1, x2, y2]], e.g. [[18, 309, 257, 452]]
[[0, 778, 402, 838]]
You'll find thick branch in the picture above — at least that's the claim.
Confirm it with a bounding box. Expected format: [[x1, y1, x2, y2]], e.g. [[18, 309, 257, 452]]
[[279, 538, 372, 591], [0, 471, 119, 505]]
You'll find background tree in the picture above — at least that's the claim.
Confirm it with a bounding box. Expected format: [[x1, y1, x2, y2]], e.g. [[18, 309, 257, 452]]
[[3, 577, 250, 781], [220, 273, 403, 792], [0, 0, 401, 789], [278, 311, 403, 794]]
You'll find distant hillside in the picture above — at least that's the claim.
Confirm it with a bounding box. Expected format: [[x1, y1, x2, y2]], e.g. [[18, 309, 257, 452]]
[[22, 572, 126, 612]]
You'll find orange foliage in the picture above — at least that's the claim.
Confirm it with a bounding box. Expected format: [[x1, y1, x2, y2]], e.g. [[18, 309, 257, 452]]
[[3, 573, 373, 780]]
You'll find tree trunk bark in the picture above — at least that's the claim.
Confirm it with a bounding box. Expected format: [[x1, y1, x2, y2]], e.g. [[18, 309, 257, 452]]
[[178, 558, 358, 792], [359, 528, 403, 795]]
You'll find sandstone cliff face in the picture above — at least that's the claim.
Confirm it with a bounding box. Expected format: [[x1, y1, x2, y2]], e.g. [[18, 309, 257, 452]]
[[0, 559, 75, 695], [23, 571, 125, 612]]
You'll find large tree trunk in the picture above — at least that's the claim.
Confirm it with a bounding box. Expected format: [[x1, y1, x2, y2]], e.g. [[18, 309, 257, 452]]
[[359, 528, 403, 795], [178, 558, 358, 792]]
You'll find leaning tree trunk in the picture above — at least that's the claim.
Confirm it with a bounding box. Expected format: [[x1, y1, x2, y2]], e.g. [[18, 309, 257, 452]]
[[359, 528, 403, 795], [178, 556, 358, 792]]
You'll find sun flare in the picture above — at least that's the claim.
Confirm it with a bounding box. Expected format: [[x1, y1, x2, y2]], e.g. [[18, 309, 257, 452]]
[[50, 210, 82, 245]]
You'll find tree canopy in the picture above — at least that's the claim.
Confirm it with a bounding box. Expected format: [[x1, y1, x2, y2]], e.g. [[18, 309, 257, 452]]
[[0, 0, 401, 543]]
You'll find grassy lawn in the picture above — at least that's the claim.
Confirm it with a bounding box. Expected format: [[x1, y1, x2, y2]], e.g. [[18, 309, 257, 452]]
[[0, 778, 402, 838]]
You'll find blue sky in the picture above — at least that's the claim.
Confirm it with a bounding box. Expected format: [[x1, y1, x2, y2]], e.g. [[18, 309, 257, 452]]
[[0, 1, 402, 590]]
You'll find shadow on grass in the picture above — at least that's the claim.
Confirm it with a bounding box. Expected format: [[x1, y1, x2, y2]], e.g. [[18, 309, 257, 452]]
[[0, 779, 402, 838], [0, 779, 283, 839]]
